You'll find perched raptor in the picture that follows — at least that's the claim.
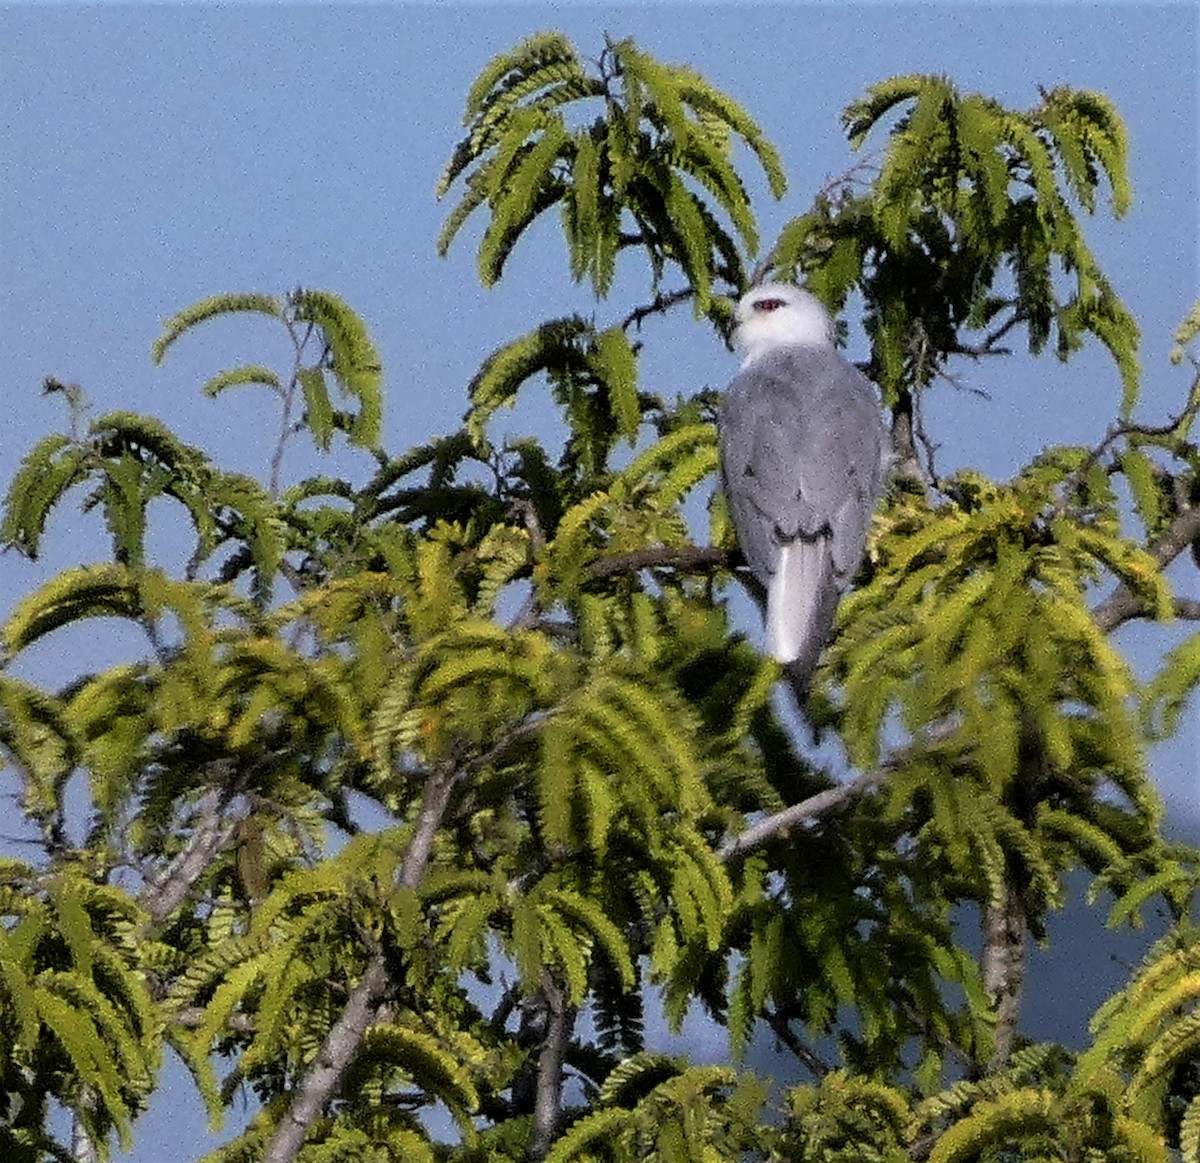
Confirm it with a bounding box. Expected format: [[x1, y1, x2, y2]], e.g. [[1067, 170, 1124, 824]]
[[718, 283, 889, 685]]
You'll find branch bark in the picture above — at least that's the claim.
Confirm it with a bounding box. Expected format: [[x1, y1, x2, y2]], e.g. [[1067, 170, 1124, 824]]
[[718, 767, 886, 861], [719, 718, 964, 863], [262, 764, 458, 1163], [140, 785, 239, 925], [70, 1088, 98, 1163], [980, 878, 1026, 1074], [1092, 501, 1200, 632], [528, 976, 573, 1161], [587, 544, 733, 580]]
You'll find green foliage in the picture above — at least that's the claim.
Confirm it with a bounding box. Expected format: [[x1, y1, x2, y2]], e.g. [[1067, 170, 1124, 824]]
[[152, 293, 286, 365], [438, 31, 785, 309], [4, 29, 1200, 1163], [289, 289, 383, 450], [152, 287, 383, 460], [465, 316, 641, 472], [544, 1054, 767, 1162], [772, 74, 1139, 411], [0, 869, 160, 1160], [1171, 299, 1200, 365]]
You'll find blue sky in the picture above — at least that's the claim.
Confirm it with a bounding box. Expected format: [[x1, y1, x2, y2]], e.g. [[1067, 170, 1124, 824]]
[[1, 4, 1197, 1159]]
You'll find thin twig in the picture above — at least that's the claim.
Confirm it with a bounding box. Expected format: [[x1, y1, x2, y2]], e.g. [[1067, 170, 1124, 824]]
[[269, 316, 315, 499], [620, 288, 695, 333], [948, 310, 1024, 359], [764, 1008, 831, 1078], [1067, 409, 1200, 500], [911, 385, 942, 486]]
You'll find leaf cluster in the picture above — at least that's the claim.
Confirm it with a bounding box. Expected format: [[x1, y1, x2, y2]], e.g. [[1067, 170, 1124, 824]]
[[438, 31, 785, 312], [769, 75, 1138, 411]]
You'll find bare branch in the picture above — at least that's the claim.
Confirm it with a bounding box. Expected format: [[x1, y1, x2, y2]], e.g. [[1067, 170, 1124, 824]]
[[508, 497, 546, 554], [948, 310, 1024, 359], [140, 784, 239, 925], [1174, 597, 1200, 620], [980, 880, 1026, 1075], [269, 320, 308, 499], [718, 767, 885, 861], [764, 1008, 831, 1078], [620, 288, 695, 333], [911, 387, 942, 487], [720, 717, 964, 863], [814, 152, 881, 206], [889, 395, 933, 491], [587, 545, 733, 580], [70, 1091, 98, 1163], [1069, 411, 1200, 500], [529, 976, 573, 1161], [264, 955, 391, 1163]]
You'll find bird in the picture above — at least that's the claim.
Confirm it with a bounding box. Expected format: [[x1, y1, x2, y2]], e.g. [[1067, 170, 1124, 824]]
[[718, 282, 889, 687]]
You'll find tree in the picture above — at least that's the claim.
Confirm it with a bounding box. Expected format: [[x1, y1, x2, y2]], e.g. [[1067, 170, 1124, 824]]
[[3, 29, 1200, 1163]]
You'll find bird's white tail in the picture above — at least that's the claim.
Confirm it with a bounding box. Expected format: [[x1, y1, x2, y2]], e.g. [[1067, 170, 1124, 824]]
[[766, 538, 839, 678]]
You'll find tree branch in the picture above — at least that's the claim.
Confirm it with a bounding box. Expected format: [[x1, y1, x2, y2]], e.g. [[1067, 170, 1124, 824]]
[[269, 317, 315, 499], [719, 718, 965, 863], [587, 545, 733, 580], [264, 956, 391, 1163], [262, 764, 458, 1163], [1092, 502, 1200, 632], [764, 1008, 831, 1078], [528, 976, 573, 1161], [1174, 596, 1200, 620], [948, 310, 1023, 359], [889, 394, 933, 490], [140, 784, 239, 925], [980, 878, 1026, 1075], [70, 1090, 98, 1163], [718, 767, 886, 861], [620, 288, 695, 333]]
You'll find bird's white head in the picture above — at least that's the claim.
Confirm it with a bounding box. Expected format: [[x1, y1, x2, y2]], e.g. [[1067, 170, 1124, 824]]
[[734, 283, 836, 367]]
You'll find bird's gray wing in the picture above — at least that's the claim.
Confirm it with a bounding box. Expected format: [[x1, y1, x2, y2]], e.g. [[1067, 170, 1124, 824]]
[[718, 347, 887, 670]]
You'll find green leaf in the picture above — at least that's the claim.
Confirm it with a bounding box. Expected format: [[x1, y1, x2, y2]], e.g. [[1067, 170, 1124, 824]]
[[588, 326, 640, 445], [152, 292, 284, 365], [201, 364, 282, 399], [289, 288, 382, 449], [2, 564, 143, 657], [299, 366, 335, 451], [0, 433, 89, 559]]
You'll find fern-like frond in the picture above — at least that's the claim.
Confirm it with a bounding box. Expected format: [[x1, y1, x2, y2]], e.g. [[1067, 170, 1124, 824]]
[[466, 317, 590, 448], [288, 289, 383, 449], [1170, 299, 1200, 365], [841, 74, 930, 147], [2, 564, 143, 657], [201, 364, 283, 400], [927, 1088, 1056, 1163], [152, 292, 284, 365], [0, 433, 89, 558]]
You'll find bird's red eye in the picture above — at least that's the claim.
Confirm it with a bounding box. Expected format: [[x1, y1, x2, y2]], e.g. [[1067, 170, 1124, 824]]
[[754, 298, 786, 312]]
